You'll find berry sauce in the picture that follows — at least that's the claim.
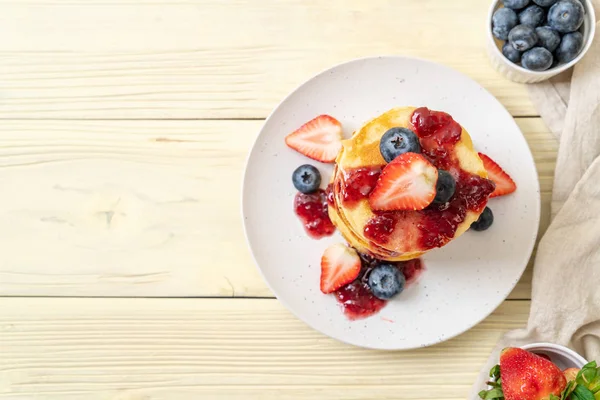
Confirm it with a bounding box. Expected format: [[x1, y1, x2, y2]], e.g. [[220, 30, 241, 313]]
[[357, 107, 495, 249], [403, 258, 425, 284], [363, 211, 399, 245], [326, 183, 335, 207], [335, 257, 425, 320], [335, 279, 387, 320], [411, 107, 462, 145], [340, 166, 382, 208], [294, 190, 335, 239], [418, 171, 495, 248]]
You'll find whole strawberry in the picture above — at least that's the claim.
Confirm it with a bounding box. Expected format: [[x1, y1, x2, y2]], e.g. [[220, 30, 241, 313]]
[[480, 351, 600, 400], [500, 347, 567, 400]]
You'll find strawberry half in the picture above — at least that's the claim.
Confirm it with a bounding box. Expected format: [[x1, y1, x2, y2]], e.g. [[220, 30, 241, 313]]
[[479, 153, 517, 198], [320, 243, 361, 294], [285, 115, 343, 163], [499, 347, 567, 400], [368, 153, 438, 211]]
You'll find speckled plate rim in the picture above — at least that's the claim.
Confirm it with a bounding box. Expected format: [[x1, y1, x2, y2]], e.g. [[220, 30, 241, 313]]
[[241, 55, 541, 350]]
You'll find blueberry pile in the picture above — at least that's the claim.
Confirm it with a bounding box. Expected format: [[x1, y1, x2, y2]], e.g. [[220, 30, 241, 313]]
[[492, 0, 586, 71]]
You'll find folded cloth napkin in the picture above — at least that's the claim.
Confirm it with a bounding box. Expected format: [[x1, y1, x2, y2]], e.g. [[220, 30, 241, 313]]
[[470, 5, 600, 398]]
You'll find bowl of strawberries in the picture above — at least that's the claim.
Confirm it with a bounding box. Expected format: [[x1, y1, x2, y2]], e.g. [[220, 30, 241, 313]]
[[479, 343, 599, 399]]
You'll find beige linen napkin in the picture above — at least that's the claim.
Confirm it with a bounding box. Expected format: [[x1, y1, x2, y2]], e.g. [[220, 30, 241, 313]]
[[470, 7, 600, 398]]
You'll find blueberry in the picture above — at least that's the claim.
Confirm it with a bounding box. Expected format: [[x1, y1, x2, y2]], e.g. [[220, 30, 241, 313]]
[[548, 0, 585, 33], [379, 127, 421, 163], [509, 24, 538, 51], [493, 8, 519, 40], [292, 164, 321, 194], [433, 170, 456, 204], [502, 42, 523, 63], [471, 207, 494, 231], [367, 264, 405, 300], [535, 26, 561, 51], [502, 0, 530, 9], [522, 47, 554, 70], [519, 5, 546, 27], [533, 0, 558, 5], [556, 31, 584, 63]]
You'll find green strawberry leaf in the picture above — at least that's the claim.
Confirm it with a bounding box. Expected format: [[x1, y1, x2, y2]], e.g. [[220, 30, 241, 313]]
[[479, 364, 504, 399], [478, 387, 504, 399], [573, 384, 596, 400], [490, 364, 501, 380], [560, 380, 576, 400], [583, 370, 599, 386], [577, 362, 598, 385]]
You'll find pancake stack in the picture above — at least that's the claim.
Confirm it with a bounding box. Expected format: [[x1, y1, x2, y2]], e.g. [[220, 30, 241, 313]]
[[328, 107, 490, 261]]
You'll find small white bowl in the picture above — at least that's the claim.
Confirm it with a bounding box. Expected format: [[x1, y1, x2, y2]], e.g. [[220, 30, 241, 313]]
[[487, 0, 596, 83], [521, 342, 588, 369]]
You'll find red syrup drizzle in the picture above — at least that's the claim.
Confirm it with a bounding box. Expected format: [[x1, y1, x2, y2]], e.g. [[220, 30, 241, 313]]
[[340, 166, 382, 208], [418, 171, 495, 248], [363, 211, 399, 245], [411, 106, 462, 145], [326, 183, 335, 207], [294, 190, 335, 239], [358, 107, 495, 249], [403, 258, 425, 284], [335, 257, 425, 320]]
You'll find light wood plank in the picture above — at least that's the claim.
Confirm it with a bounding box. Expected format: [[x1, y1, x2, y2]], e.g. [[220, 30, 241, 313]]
[[0, 297, 530, 399], [0, 118, 556, 297], [0, 119, 258, 297], [0, 0, 535, 119]]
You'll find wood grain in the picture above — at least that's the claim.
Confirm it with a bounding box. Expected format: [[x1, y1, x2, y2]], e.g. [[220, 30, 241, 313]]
[[0, 119, 257, 297], [0, 118, 555, 298], [0, 297, 530, 399], [0, 0, 535, 119]]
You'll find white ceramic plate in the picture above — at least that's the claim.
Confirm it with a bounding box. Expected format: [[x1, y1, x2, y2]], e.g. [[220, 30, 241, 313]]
[[242, 56, 540, 350]]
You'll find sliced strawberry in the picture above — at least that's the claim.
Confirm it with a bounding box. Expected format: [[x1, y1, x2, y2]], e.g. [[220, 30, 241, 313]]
[[479, 153, 517, 198], [320, 243, 361, 294], [285, 115, 343, 163], [500, 347, 567, 400], [368, 153, 438, 211]]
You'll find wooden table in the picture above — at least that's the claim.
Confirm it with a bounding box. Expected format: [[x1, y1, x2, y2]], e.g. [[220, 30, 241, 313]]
[[0, 1, 556, 399]]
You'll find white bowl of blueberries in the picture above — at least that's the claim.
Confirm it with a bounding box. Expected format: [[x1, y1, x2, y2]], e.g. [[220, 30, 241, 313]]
[[487, 0, 596, 83]]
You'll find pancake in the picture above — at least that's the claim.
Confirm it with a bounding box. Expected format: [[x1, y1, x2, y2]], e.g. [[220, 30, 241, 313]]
[[327, 107, 494, 261]]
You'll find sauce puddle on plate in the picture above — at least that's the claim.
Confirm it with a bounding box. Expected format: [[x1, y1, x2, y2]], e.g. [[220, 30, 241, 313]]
[[335, 258, 425, 320]]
